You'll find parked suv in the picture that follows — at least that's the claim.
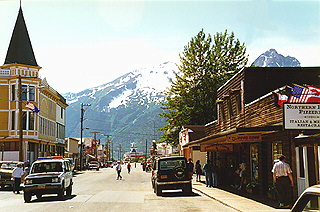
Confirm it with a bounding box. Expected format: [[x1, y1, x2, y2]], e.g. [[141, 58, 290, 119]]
[[23, 157, 73, 203], [0, 161, 19, 189], [151, 156, 192, 196]]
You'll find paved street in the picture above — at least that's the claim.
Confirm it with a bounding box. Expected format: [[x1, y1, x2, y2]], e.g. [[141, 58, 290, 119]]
[[0, 164, 237, 212]]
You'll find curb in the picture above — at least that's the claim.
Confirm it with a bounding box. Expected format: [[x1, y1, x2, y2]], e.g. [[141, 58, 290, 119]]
[[193, 186, 242, 212]]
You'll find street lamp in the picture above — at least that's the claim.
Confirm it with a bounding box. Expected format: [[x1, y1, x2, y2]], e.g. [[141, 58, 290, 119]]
[[79, 103, 91, 171]]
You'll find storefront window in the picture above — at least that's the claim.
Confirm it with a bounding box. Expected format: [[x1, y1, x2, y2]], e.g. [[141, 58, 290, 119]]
[[272, 142, 283, 162], [250, 144, 259, 183]]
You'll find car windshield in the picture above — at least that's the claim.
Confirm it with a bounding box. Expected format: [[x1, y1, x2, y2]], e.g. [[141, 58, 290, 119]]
[[31, 162, 63, 173], [159, 159, 186, 170], [0, 162, 18, 170]]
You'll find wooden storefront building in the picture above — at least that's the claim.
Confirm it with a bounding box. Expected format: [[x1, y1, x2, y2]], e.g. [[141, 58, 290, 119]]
[[185, 66, 320, 202]]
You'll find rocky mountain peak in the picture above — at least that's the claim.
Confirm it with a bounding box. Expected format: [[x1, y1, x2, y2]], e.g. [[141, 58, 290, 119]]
[[253, 49, 300, 67]]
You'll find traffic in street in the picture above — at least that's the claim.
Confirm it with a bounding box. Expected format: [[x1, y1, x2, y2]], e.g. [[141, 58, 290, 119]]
[[0, 163, 237, 212]]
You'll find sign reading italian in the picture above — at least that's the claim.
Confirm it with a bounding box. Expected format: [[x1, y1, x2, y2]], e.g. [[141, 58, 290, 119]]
[[226, 134, 262, 143], [283, 103, 320, 129]]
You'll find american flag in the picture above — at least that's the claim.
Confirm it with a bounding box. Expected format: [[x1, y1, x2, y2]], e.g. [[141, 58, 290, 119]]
[[25, 102, 40, 113], [288, 84, 310, 103]]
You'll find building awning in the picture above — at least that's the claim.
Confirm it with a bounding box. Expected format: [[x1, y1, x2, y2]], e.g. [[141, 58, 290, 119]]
[[183, 125, 282, 148]]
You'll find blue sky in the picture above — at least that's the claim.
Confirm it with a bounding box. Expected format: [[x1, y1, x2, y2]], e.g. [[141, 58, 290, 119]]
[[0, 0, 319, 93]]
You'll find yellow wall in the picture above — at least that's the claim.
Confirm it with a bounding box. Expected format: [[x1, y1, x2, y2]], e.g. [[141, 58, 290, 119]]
[[0, 112, 8, 136], [0, 84, 9, 110]]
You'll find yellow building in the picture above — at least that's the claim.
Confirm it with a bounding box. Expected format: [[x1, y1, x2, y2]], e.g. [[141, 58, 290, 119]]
[[0, 6, 68, 163]]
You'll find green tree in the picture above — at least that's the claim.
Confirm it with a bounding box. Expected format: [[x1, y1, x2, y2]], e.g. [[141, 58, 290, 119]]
[[159, 29, 248, 146]]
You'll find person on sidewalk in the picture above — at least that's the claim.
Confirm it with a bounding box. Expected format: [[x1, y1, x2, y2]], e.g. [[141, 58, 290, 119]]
[[271, 155, 294, 208], [12, 163, 25, 194], [211, 164, 219, 187], [186, 158, 194, 179], [127, 162, 131, 174], [195, 160, 202, 182], [202, 160, 213, 187], [116, 161, 122, 180]]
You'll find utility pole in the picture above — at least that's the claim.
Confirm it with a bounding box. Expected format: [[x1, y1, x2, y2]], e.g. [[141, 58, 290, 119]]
[[18, 75, 24, 162], [119, 143, 122, 161], [90, 131, 100, 158], [79, 103, 91, 171], [101, 134, 111, 161], [145, 139, 148, 159]]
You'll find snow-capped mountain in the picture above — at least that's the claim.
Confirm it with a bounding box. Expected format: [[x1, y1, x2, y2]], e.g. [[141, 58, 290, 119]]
[[64, 61, 178, 153], [253, 49, 300, 67], [64, 61, 177, 110]]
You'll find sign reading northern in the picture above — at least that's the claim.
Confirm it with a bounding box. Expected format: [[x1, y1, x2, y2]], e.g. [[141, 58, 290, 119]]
[[283, 103, 320, 129]]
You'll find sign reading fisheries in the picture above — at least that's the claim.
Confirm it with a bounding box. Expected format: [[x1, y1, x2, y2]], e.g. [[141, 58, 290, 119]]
[[283, 103, 320, 129]]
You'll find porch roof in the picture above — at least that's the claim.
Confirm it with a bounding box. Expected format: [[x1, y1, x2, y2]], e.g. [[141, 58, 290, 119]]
[[183, 125, 282, 147]]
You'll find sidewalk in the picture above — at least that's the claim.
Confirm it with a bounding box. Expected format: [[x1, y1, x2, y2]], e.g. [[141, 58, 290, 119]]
[[192, 178, 291, 212]]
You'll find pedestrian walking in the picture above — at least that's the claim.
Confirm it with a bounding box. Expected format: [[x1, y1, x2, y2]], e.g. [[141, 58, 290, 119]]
[[271, 155, 294, 208], [195, 160, 202, 182], [186, 158, 194, 178], [202, 160, 213, 187], [116, 161, 122, 180], [12, 163, 25, 194], [127, 162, 131, 174]]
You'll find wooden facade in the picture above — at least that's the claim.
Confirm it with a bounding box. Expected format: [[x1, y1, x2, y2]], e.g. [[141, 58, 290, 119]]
[[185, 66, 320, 204]]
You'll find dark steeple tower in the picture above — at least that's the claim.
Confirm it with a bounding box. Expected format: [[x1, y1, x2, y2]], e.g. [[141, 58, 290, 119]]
[[4, 6, 38, 66]]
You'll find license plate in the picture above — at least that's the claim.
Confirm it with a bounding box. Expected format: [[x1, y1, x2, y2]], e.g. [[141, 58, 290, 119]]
[[160, 175, 167, 179], [38, 185, 46, 189]]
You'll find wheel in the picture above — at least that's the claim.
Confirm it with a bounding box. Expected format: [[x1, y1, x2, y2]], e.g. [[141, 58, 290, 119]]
[[183, 183, 192, 193], [24, 192, 32, 203], [66, 184, 72, 196], [97, 168, 99, 171], [155, 183, 162, 196], [174, 166, 186, 179], [36, 193, 42, 199], [57, 186, 65, 200]]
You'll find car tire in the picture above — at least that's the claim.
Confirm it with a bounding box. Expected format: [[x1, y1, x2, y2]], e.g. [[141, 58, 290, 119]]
[[183, 183, 192, 193], [174, 166, 186, 179], [24, 192, 32, 203], [58, 185, 65, 200], [155, 183, 162, 196], [66, 184, 72, 196], [36, 193, 42, 199]]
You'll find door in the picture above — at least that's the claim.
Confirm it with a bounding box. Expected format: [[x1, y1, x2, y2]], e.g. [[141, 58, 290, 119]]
[[296, 146, 309, 196]]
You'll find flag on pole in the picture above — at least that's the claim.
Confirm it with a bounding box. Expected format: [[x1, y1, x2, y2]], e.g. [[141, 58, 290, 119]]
[[25, 102, 40, 113], [276, 93, 289, 108], [274, 86, 291, 108], [305, 85, 320, 103], [288, 84, 310, 103]]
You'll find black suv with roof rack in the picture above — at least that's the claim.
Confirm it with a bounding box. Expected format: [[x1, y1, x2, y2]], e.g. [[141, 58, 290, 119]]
[[151, 156, 192, 196]]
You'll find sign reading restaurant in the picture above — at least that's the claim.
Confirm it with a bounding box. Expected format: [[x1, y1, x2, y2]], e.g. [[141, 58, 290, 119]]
[[283, 103, 320, 129]]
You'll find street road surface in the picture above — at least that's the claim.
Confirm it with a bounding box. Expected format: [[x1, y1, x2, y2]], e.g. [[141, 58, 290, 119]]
[[0, 164, 237, 212]]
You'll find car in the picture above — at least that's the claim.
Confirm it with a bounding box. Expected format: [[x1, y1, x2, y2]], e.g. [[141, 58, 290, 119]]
[[22, 156, 73, 203], [105, 161, 113, 168], [151, 156, 192, 196], [0, 161, 20, 189], [291, 185, 320, 212], [88, 161, 100, 171]]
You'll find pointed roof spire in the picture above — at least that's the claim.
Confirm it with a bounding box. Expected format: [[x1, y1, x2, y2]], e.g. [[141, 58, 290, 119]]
[[4, 6, 39, 66]]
